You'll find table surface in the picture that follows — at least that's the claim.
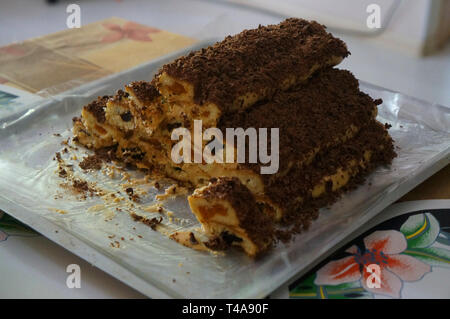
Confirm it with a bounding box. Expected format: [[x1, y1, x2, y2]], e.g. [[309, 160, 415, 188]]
[[0, 0, 448, 298]]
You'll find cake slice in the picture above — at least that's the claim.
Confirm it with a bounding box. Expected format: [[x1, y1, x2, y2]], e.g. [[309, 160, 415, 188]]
[[156, 18, 349, 130], [188, 177, 274, 257]]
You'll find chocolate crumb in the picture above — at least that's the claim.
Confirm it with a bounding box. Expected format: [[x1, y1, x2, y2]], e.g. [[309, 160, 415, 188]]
[[79, 155, 102, 170], [84, 96, 110, 123], [126, 81, 160, 103], [125, 187, 140, 202], [130, 213, 162, 230], [58, 168, 67, 178], [94, 145, 117, 162], [72, 179, 89, 192], [55, 152, 62, 163]]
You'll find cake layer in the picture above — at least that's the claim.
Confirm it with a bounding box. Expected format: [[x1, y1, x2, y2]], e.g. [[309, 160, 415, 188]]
[[125, 81, 167, 136], [188, 177, 274, 257], [264, 120, 396, 223], [73, 96, 115, 149], [156, 18, 349, 128]]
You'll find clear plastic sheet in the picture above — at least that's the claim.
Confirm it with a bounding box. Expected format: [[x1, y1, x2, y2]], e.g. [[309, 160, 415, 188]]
[[0, 41, 449, 298]]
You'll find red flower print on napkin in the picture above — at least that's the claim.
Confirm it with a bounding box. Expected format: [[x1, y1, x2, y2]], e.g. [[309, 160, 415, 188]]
[[101, 22, 160, 43], [314, 230, 431, 298], [0, 44, 26, 57]]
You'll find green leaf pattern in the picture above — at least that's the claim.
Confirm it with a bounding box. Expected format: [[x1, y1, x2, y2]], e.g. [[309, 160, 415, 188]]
[[404, 247, 450, 268], [400, 213, 440, 248], [290, 274, 373, 299]]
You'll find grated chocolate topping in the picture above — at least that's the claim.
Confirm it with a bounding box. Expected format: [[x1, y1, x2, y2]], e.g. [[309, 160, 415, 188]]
[[265, 119, 396, 219], [126, 81, 160, 104], [110, 89, 130, 103], [84, 96, 110, 124], [219, 68, 379, 174], [159, 18, 349, 112]]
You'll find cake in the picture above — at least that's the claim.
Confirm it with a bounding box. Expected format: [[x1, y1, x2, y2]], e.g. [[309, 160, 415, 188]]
[[72, 18, 396, 257]]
